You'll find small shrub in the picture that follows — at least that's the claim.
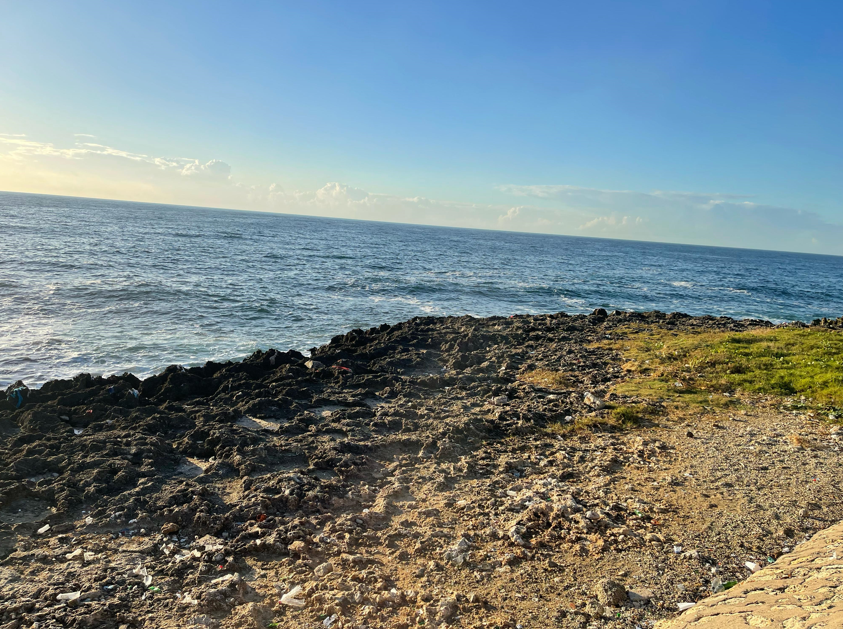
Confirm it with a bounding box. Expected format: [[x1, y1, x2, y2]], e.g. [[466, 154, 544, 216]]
[[610, 405, 644, 427]]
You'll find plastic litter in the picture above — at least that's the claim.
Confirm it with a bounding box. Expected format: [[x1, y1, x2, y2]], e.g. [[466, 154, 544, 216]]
[[711, 576, 738, 593], [36, 524, 50, 535], [323, 614, 338, 628], [57, 591, 81, 601], [745, 561, 760, 572], [584, 392, 605, 409], [6, 386, 28, 408], [677, 602, 696, 611], [280, 584, 305, 608]]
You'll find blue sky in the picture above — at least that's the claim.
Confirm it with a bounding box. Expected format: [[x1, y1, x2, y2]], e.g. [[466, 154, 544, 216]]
[[2, 1, 842, 253]]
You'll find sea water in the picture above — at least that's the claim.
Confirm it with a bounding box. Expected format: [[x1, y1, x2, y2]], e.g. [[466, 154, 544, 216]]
[[2, 191, 842, 387]]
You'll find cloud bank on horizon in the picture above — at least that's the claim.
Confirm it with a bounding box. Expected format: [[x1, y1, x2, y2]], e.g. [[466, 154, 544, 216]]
[[1, 133, 840, 256]]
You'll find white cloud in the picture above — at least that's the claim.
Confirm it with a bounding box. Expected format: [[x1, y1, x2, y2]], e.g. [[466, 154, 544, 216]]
[[74, 133, 96, 138], [312, 182, 369, 204], [181, 159, 231, 179], [0, 135, 231, 179], [496, 183, 843, 252], [2, 133, 841, 255], [498, 206, 521, 223], [579, 215, 644, 230]]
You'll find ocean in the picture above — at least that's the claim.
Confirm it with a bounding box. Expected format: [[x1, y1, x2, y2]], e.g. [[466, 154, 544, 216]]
[[2, 191, 842, 388]]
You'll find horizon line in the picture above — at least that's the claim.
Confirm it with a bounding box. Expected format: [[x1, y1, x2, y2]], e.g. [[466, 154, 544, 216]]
[[3, 188, 841, 260]]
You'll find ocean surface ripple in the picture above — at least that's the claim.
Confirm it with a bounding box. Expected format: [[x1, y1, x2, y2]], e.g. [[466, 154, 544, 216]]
[[2, 192, 842, 387]]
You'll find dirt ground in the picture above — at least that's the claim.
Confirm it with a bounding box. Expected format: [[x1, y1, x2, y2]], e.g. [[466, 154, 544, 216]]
[[1, 310, 841, 628]]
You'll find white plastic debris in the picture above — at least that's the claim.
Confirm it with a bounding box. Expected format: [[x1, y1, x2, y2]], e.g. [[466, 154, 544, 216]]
[[36, 524, 50, 535], [133, 563, 152, 587], [677, 602, 696, 611], [57, 591, 81, 601], [745, 561, 760, 572], [280, 584, 305, 608], [323, 614, 338, 628], [584, 392, 605, 409], [673, 545, 683, 554]]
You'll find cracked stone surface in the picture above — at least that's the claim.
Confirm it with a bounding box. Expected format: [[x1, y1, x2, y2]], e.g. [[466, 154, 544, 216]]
[[656, 521, 843, 629]]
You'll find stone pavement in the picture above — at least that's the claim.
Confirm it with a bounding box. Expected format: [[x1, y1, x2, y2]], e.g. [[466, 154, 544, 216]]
[[656, 521, 843, 628]]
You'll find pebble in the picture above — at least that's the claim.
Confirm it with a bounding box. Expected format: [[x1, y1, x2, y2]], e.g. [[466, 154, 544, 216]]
[[595, 578, 627, 606], [314, 561, 333, 577]]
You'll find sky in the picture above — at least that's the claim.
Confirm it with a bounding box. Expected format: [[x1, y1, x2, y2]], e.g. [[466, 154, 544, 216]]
[[1, 1, 842, 254]]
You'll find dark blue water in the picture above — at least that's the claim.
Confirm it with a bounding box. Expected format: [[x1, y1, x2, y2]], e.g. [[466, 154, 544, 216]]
[[2, 191, 842, 387]]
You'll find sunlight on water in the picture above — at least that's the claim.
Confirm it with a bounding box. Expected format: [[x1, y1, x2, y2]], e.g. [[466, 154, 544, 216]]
[[2, 192, 842, 387]]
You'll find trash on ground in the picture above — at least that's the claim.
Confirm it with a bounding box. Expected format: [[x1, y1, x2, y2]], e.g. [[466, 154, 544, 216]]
[[584, 392, 605, 409], [280, 584, 305, 608]]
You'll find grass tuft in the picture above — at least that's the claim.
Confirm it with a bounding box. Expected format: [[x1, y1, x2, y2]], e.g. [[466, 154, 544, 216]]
[[546, 404, 659, 435], [519, 369, 573, 390]]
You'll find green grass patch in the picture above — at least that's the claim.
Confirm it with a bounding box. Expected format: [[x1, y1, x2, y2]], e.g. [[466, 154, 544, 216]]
[[601, 326, 843, 414], [546, 404, 660, 435], [520, 368, 573, 389]]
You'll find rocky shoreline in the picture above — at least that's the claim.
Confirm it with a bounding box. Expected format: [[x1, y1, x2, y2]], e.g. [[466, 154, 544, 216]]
[[1, 310, 841, 628]]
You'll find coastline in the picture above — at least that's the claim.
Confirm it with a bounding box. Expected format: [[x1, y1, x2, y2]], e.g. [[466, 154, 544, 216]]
[[2, 309, 842, 628]]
